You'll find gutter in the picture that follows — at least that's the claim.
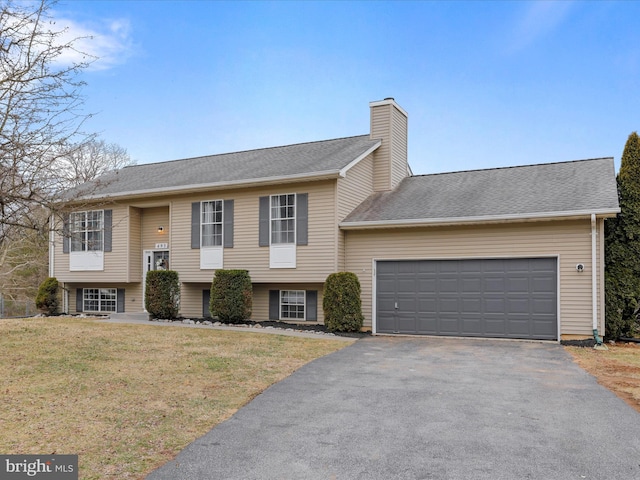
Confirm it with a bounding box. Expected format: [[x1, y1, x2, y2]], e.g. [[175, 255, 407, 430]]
[[340, 208, 621, 229]]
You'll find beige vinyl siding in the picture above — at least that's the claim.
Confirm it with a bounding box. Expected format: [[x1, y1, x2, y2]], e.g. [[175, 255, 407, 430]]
[[180, 283, 210, 318], [66, 282, 142, 315], [344, 219, 601, 337], [128, 207, 142, 283], [370, 103, 392, 191], [252, 283, 325, 323], [390, 106, 408, 188], [170, 180, 338, 284], [180, 282, 325, 322], [141, 206, 170, 251], [54, 204, 130, 283], [336, 154, 374, 270], [370, 101, 408, 192]]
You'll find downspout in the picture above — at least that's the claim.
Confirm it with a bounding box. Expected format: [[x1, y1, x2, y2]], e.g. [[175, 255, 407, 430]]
[[49, 214, 55, 278], [591, 214, 605, 348]]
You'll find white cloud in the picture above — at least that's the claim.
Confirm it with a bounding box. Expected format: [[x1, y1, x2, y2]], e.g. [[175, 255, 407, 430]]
[[50, 14, 134, 71], [507, 1, 574, 53]]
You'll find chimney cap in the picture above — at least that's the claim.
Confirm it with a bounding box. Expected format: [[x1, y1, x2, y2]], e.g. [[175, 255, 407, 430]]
[[384, 97, 395, 101]]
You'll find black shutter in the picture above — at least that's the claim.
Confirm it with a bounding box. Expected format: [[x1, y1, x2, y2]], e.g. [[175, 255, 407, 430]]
[[63, 213, 70, 254], [306, 290, 317, 321], [203, 290, 211, 318], [259, 196, 270, 247], [296, 193, 308, 246], [269, 290, 280, 320], [191, 202, 200, 249], [223, 200, 234, 248], [76, 289, 83, 313], [103, 210, 112, 252], [117, 289, 125, 313]]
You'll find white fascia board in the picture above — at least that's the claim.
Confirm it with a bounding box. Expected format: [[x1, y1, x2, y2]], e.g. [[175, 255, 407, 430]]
[[72, 170, 343, 202], [339, 140, 382, 177], [339, 208, 621, 229]]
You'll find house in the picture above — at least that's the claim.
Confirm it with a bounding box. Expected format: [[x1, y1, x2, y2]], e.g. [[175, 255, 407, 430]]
[[51, 98, 620, 341]]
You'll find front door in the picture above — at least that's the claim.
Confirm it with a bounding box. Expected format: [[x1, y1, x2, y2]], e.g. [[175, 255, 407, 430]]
[[142, 250, 170, 311]]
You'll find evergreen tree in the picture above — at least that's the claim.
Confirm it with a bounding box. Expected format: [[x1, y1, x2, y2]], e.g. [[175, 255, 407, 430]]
[[605, 132, 640, 338]]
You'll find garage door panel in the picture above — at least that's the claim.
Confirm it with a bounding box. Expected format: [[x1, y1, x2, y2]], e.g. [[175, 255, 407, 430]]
[[439, 297, 459, 313], [532, 297, 556, 313], [532, 276, 555, 293], [506, 277, 529, 293], [485, 277, 505, 292], [416, 321, 438, 335], [485, 298, 505, 314], [507, 298, 530, 314], [461, 277, 482, 293], [376, 258, 557, 340], [485, 318, 506, 335], [439, 278, 459, 293], [461, 297, 482, 313], [396, 277, 416, 292], [439, 316, 461, 334], [460, 315, 483, 334], [396, 314, 416, 332]]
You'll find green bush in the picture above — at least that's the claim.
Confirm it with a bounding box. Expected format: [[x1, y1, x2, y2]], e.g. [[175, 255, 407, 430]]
[[35, 277, 59, 315], [605, 131, 640, 339], [323, 272, 364, 332], [210, 270, 252, 324], [145, 270, 180, 319]]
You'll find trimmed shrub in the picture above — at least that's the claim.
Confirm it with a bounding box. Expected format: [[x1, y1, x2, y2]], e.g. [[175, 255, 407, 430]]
[[323, 272, 364, 332], [145, 270, 180, 319], [35, 277, 59, 315], [210, 269, 252, 324]]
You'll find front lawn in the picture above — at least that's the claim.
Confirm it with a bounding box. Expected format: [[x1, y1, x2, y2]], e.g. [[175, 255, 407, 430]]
[[0, 317, 352, 479]]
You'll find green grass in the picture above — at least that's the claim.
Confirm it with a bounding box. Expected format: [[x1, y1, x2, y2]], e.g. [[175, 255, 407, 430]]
[[0, 316, 352, 479]]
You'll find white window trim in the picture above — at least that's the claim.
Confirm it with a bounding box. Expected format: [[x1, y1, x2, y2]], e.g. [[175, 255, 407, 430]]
[[269, 194, 296, 268], [270, 193, 296, 245], [280, 290, 306, 320], [83, 288, 117, 313], [70, 210, 104, 253], [201, 200, 224, 248], [200, 200, 224, 270]]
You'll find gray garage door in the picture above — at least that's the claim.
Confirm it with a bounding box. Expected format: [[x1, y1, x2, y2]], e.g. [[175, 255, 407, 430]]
[[376, 258, 557, 340]]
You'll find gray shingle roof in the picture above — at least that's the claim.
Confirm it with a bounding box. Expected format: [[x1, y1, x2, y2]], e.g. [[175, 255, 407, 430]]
[[342, 158, 620, 226], [71, 135, 380, 199]]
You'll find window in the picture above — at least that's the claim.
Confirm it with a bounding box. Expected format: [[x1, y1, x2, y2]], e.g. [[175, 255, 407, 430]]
[[201, 200, 223, 247], [83, 288, 117, 312], [280, 290, 305, 320], [70, 210, 104, 252], [271, 194, 295, 244]]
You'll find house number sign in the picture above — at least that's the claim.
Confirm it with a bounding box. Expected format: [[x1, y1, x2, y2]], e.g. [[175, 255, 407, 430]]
[[155, 243, 169, 249]]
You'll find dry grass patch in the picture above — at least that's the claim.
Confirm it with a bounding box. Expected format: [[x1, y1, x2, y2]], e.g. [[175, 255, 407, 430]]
[[0, 317, 352, 479], [566, 343, 640, 413]]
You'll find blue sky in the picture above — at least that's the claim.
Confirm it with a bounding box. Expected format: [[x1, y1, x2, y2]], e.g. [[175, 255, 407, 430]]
[[55, 0, 640, 174]]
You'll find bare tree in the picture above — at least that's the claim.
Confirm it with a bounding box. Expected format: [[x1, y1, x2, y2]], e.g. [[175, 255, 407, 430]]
[[0, 0, 93, 244], [58, 138, 135, 187]]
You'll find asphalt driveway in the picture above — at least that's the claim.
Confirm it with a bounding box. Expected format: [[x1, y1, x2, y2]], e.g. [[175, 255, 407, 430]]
[[147, 337, 640, 480]]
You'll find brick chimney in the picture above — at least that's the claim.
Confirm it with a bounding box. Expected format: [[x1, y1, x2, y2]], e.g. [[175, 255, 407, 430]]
[[369, 98, 409, 191]]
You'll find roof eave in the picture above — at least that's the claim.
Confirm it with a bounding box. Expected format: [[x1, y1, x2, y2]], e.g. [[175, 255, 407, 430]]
[[69, 170, 343, 203], [339, 208, 621, 230]]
